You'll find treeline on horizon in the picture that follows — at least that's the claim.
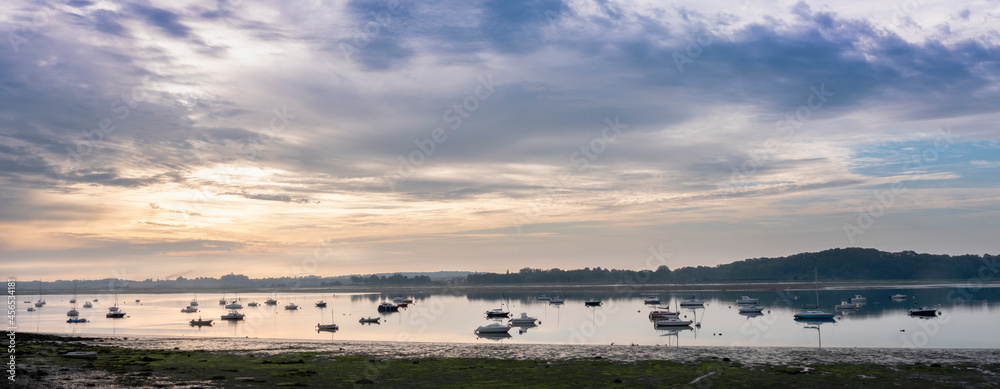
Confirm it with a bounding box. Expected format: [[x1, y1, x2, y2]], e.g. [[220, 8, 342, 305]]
[[349, 274, 433, 285], [465, 248, 997, 284]]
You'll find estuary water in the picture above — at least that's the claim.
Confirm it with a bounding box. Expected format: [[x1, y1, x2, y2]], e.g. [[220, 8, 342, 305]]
[[14, 284, 1000, 349]]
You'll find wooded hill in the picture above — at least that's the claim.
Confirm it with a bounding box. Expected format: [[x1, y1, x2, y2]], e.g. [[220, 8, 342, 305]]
[[465, 248, 996, 284]]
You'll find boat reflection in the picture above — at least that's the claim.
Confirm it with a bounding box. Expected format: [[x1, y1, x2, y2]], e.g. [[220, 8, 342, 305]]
[[655, 326, 693, 346], [795, 318, 836, 348], [476, 332, 512, 342]]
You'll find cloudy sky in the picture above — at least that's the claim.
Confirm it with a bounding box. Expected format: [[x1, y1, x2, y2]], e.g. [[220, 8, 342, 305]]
[[2, 0, 999, 281]]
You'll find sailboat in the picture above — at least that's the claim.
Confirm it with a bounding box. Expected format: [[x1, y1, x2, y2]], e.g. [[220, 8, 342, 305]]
[[317, 311, 339, 331], [189, 293, 199, 307], [794, 268, 835, 321], [106, 286, 126, 318], [33, 280, 45, 307], [485, 292, 511, 317], [66, 283, 80, 317], [315, 293, 328, 308]]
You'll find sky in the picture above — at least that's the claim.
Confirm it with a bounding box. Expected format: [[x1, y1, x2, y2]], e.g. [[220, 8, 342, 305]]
[[1, 0, 999, 282]]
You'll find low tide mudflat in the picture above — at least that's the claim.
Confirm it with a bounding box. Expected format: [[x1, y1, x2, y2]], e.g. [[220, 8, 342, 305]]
[[8, 332, 1000, 388]]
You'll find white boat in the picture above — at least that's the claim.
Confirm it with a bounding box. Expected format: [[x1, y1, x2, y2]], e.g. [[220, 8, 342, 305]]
[[679, 296, 704, 307], [890, 294, 907, 300], [82, 301, 92, 308], [736, 296, 759, 305], [738, 305, 764, 313], [648, 310, 680, 319], [548, 297, 565, 304], [221, 311, 245, 320], [510, 312, 539, 326], [793, 311, 835, 320], [189, 300, 199, 306], [67, 283, 80, 316], [536, 295, 550, 301], [265, 296, 278, 305], [225, 301, 243, 309], [654, 318, 693, 326], [284, 303, 299, 310], [181, 306, 199, 313], [475, 323, 511, 333], [834, 300, 858, 310], [848, 295, 867, 303], [317, 310, 339, 331]]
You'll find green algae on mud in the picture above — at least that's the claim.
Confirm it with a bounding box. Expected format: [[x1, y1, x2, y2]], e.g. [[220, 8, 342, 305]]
[[8, 333, 1000, 388]]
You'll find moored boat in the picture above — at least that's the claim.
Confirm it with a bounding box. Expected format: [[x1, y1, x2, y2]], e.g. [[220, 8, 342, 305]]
[[485, 308, 510, 317], [221, 311, 245, 320], [67, 318, 88, 323], [510, 312, 539, 326], [654, 318, 693, 326], [848, 295, 867, 303], [648, 310, 680, 319], [736, 296, 759, 305], [377, 302, 399, 312], [834, 301, 858, 310], [738, 305, 764, 313], [284, 303, 299, 310], [679, 296, 704, 307], [475, 323, 511, 333], [359, 317, 380, 324], [584, 300, 602, 307], [908, 307, 938, 317], [181, 306, 199, 313], [793, 311, 835, 320], [643, 296, 661, 305], [190, 317, 213, 326]]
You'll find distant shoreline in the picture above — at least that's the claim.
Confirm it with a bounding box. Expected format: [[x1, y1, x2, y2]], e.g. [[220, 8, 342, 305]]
[[24, 280, 1000, 295]]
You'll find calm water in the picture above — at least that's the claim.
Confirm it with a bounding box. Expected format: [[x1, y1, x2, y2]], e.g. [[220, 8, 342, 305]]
[[14, 285, 1000, 348]]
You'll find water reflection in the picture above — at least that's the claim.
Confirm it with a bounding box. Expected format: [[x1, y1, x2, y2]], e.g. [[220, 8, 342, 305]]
[[14, 286, 999, 348]]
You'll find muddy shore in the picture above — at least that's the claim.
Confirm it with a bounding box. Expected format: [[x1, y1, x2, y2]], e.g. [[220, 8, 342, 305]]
[[7, 332, 1000, 388]]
